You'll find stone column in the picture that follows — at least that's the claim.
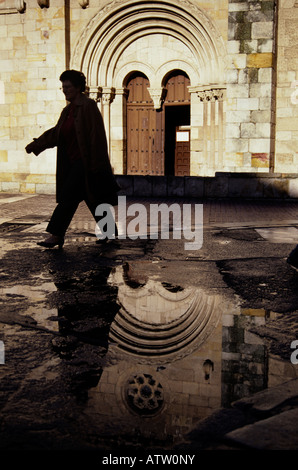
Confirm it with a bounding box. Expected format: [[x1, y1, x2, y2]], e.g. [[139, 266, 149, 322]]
[[115, 87, 129, 174], [217, 90, 225, 169], [101, 87, 115, 152], [196, 87, 225, 174]]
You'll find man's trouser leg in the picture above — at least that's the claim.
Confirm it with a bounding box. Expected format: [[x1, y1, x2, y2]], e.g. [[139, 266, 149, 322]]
[[46, 161, 84, 238], [85, 199, 118, 240]]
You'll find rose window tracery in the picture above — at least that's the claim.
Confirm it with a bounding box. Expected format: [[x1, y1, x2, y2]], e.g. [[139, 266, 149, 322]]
[[125, 374, 164, 416]]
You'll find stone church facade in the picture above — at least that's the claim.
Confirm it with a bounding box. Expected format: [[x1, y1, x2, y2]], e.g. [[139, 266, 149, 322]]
[[0, 0, 298, 196]]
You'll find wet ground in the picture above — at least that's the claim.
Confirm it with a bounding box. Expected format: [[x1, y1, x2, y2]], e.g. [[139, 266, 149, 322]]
[[1, 193, 298, 460]]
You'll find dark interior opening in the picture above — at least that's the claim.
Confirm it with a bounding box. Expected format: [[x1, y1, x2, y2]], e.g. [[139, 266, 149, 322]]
[[164, 104, 190, 176]]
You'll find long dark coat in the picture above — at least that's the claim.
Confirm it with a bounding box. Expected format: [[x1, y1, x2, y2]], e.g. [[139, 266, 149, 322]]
[[31, 93, 120, 205]]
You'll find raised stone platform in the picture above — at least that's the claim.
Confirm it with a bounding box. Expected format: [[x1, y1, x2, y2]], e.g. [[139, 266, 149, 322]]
[[181, 379, 298, 450], [115, 173, 298, 199]]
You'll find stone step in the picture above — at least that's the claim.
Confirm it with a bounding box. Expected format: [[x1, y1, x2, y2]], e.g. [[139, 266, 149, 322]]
[[225, 408, 298, 450]]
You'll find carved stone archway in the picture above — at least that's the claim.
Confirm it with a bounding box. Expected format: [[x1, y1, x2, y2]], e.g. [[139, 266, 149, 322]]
[[71, 0, 227, 175], [107, 265, 222, 362]]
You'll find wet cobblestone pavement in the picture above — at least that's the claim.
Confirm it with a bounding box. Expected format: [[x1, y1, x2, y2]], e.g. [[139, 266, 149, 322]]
[[1, 193, 298, 461]]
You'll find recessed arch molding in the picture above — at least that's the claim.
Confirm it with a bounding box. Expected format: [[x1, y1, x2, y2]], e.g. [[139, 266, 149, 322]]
[[71, 0, 227, 90]]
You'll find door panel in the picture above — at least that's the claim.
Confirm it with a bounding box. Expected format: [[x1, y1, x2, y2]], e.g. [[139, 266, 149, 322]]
[[140, 108, 150, 174], [127, 74, 164, 175], [175, 127, 190, 176], [165, 74, 190, 104], [151, 109, 164, 175]]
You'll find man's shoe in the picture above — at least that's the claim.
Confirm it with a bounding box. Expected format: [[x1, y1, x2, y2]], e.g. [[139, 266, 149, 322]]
[[95, 235, 118, 244], [37, 235, 64, 249], [95, 238, 108, 244]]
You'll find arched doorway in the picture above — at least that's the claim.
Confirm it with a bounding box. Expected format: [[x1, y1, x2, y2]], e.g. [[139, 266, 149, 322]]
[[126, 70, 190, 176], [72, 0, 227, 176], [126, 72, 164, 175], [164, 71, 190, 176]]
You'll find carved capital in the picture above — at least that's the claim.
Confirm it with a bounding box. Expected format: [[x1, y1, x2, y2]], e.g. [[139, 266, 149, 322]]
[[148, 87, 166, 110], [16, 0, 26, 13], [213, 88, 225, 101], [101, 87, 116, 105], [79, 0, 89, 8], [197, 88, 225, 102], [37, 0, 49, 8], [116, 88, 129, 97], [87, 86, 102, 102]]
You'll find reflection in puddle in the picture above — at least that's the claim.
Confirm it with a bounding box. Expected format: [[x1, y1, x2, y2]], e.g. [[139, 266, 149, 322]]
[[1, 261, 296, 449], [0, 280, 58, 332], [69, 264, 295, 447], [108, 264, 222, 359]]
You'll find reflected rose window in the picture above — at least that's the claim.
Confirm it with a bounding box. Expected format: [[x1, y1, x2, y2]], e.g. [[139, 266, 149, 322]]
[[126, 373, 164, 416]]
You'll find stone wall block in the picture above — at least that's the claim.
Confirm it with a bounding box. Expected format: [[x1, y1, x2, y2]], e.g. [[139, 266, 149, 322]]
[[132, 176, 153, 197], [167, 176, 185, 197], [235, 22, 252, 40], [251, 22, 274, 40], [241, 122, 255, 138], [247, 53, 273, 68]]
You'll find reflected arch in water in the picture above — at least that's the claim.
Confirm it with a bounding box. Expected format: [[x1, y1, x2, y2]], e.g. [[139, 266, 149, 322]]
[[108, 265, 223, 362]]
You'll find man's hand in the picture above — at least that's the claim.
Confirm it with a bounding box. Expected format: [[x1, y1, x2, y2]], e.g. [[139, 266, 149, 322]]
[[25, 139, 38, 154]]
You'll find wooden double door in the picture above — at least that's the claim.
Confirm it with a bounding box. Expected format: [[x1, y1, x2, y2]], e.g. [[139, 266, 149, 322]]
[[126, 72, 190, 176]]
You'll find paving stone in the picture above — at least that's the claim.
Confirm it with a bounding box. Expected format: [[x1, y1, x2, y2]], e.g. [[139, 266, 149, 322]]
[[225, 408, 298, 450], [232, 379, 298, 413]]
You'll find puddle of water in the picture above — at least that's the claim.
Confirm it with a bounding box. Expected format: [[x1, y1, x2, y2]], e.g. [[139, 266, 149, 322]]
[[256, 226, 298, 243], [71, 264, 297, 446], [0, 280, 59, 332], [1, 261, 297, 449]]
